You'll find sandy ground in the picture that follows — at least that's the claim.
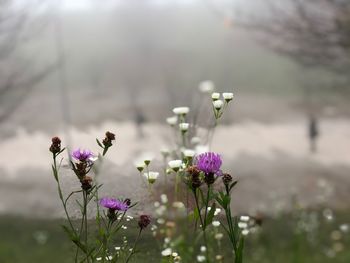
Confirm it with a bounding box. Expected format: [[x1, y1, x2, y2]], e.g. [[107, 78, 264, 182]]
[[0, 118, 349, 218]]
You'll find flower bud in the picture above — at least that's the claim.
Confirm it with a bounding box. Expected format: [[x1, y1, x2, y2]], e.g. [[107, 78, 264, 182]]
[[138, 215, 151, 229]]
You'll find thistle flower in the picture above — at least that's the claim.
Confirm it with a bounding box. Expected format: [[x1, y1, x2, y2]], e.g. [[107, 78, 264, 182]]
[[211, 92, 220, 101], [168, 160, 182, 172], [223, 92, 234, 102], [179, 123, 189, 132], [100, 197, 129, 211], [173, 107, 190, 115], [72, 149, 96, 162], [195, 152, 222, 175], [166, 116, 178, 126], [213, 100, 224, 110], [198, 80, 214, 93], [138, 214, 151, 229], [144, 171, 159, 184]]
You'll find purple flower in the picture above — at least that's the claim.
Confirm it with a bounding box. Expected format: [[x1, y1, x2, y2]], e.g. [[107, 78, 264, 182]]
[[100, 197, 129, 211], [72, 149, 95, 162], [195, 152, 222, 174]]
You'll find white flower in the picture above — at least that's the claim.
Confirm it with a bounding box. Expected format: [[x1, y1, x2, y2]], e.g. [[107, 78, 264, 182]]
[[200, 246, 206, 252], [168, 160, 183, 170], [179, 123, 189, 132], [242, 229, 249, 236], [211, 92, 220, 101], [199, 80, 215, 93], [197, 255, 206, 262], [215, 233, 223, 240], [144, 171, 159, 184], [172, 252, 178, 257], [160, 148, 170, 157], [134, 161, 145, 172], [166, 116, 178, 126], [223, 92, 234, 101], [173, 107, 190, 115], [154, 201, 160, 207], [173, 201, 185, 209], [164, 237, 171, 244], [238, 222, 248, 229], [183, 149, 195, 158], [213, 100, 224, 110], [157, 218, 165, 224], [214, 208, 221, 216], [240, 215, 250, 222], [115, 247, 121, 251], [161, 248, 172, 257], [212, 221, 220, 227], [195, 145, 209, 154], [160, 194, 168, 204], [191, 137, 201, 145], [340, 224, 349, 233]]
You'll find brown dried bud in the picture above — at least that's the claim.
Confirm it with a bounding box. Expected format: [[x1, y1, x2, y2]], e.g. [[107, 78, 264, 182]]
[[103, 131, 115, 148], [138, 215, 151, 229], [49, 136, 61, 154], [105, 131, 115, 141], [222, 173, 233, 185], [81, 176, 93, 191], [187, 166, 202, 189]]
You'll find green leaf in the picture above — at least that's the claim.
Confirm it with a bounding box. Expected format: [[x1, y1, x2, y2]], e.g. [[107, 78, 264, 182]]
[[205, 202, 216, 226], [229, 181, 238, 192], [96, 138, 104, 149]]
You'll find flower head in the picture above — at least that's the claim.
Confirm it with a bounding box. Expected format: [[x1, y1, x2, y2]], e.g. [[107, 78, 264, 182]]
[[144, 171, 159, 184], [50, 136, 62, 154], [138, 214, 151, 229], [195, 152, 222, 174], [179, 123, 189, 132], [223, 92, 234, 102], [198, 80, 214, 93], [100, 197, 129, 211], [166, 116, 178, 126], [168, 160, 182, 172], [213, 100, 224, 110], [72, 149, 95, 162], [173, 107, 190, 115], [211, 92, 220, 101]]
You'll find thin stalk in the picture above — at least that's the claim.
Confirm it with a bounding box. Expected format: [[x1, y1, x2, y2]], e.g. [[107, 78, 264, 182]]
[[125, 229, 142, 263]]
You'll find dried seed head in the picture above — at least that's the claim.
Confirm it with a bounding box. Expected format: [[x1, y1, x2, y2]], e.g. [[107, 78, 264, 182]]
[[222, 173, 233, 185], [138, 215, 151, 229]]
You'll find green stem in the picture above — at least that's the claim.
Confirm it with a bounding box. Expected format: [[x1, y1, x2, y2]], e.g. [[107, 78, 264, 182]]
[[125, 229, 142, 263]]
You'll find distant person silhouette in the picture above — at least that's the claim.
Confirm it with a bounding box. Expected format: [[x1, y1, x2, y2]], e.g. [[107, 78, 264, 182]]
[[308, 116, 319, 153]]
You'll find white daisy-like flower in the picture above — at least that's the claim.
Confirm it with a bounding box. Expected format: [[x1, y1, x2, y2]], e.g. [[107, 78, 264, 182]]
[[154, 201, 160, 207], [160, 148, 170, 157], [223, 92, 234, 101], [160, 194, 168, 203], [166, 116, 178, 126], [340, 224, 349, 233], [168, 160, 183, 171], [134, 161, 145, 172], [215, 233, 224, 240], [157, 218, 165, 224], [191, 137, 201, 145], [211, 92, 220, 101], [183, 149, 195, 158], [173, 107, 190, 115], [197, 255, 206, 262], [213, 99, 224, 110], [144, 171, 159, 184], [238, 222, 248, 229], [242, 229, 249, 236], [198, 80, 215, 93], [172, 252, 179, 257], [173, 201, 185, 209], [200, 246, 207, 252], [212, 221, 221, 227], [161, 248, 172, 257], [240, 215, 250, 222], [115, 247, 121, 251], [214, 208, 221, 216], [179, 122, 189, 132]]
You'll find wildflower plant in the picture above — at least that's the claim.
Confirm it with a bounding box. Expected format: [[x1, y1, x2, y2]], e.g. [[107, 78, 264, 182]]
[[137, 84, 254, 262], [50, 132, 150, 262]]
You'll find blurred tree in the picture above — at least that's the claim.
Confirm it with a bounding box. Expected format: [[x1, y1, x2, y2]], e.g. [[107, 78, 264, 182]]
[[0, 0, 56, 123]]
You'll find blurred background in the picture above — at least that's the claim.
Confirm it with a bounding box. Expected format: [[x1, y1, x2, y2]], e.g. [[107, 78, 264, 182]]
[[0, 0, 349, 262]]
